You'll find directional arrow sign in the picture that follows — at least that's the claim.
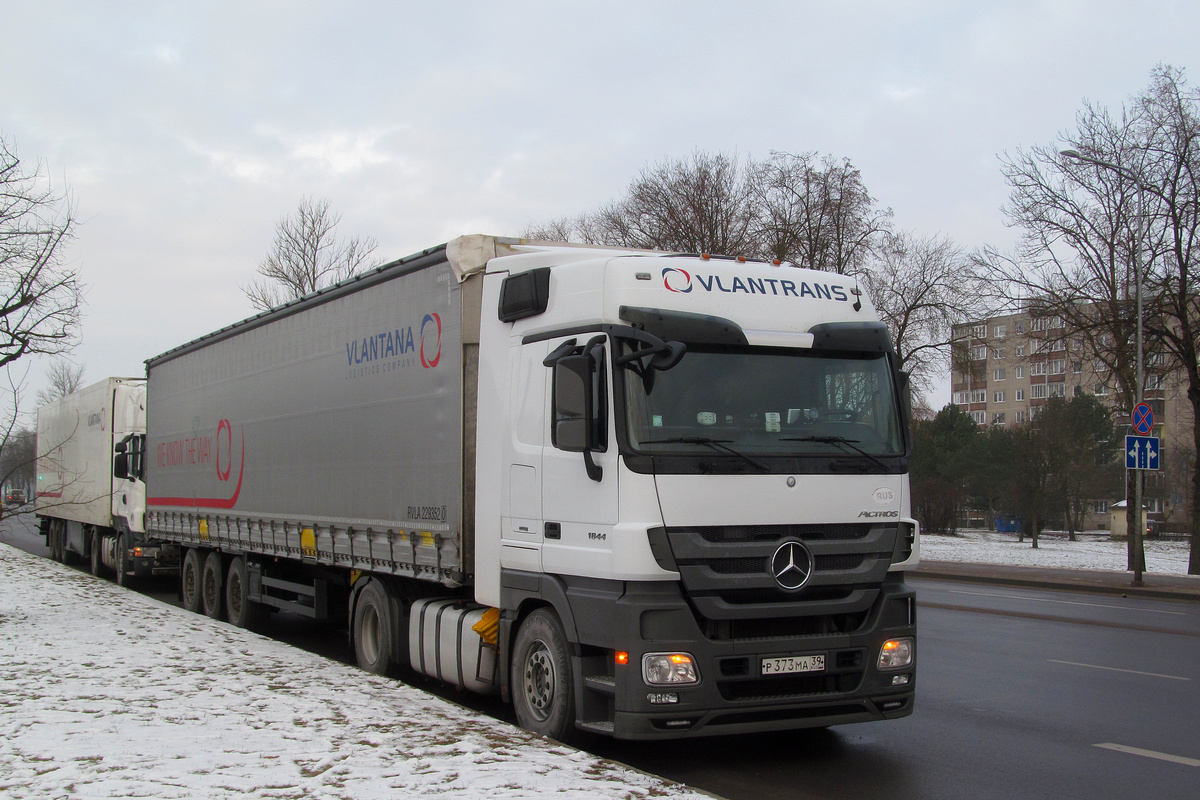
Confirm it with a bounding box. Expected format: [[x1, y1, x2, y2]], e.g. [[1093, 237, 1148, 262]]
[[1126, 435, 1160, 470]]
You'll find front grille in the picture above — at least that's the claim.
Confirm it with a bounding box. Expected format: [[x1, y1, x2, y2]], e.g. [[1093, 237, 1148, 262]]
[[659, 524, 898, 623], [719, 670, 864, 701], [697, 523, 873, 543]]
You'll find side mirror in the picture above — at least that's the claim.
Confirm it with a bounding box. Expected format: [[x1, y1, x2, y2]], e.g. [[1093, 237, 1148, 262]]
[[553, 354, 593, 453], [114, 452, 130, 481]]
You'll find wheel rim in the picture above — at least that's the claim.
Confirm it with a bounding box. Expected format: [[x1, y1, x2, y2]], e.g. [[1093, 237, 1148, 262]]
[[522, 640, 556, 722], [360, 604, 381, 664]]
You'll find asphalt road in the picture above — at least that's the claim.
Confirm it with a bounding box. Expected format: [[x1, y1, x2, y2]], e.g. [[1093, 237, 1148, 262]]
[[5, 513, 1198, 800]]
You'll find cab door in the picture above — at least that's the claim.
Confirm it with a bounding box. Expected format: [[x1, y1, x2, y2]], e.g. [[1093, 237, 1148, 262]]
[[539, 335, 619, 577]]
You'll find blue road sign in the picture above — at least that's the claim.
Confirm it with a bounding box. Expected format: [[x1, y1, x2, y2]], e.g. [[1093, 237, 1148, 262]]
[[1125, 435, 1160, 470], [1132, 402, 1154, 435]]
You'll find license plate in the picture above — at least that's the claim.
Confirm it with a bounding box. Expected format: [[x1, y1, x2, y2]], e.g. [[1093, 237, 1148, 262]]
[[761, 654, 826, 675]]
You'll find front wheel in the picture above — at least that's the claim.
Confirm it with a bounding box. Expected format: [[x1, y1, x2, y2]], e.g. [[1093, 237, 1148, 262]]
[[511, 607, 578, 744], [114, 533, 133, 588]]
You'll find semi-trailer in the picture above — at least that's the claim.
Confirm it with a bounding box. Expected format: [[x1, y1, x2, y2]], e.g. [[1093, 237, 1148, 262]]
[[37, 234, 919, 742]]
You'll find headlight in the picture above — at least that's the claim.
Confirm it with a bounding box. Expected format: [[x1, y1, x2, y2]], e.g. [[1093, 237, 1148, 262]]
[[877, 638, 914, 670], [642, 652, 700, 686]]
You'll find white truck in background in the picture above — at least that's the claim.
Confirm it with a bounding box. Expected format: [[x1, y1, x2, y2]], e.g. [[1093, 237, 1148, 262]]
[[36, 235, 918, 742], [35, 377, 171, 580]]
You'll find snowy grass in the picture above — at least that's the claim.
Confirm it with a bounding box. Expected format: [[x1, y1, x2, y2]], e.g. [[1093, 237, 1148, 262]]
[[0, 544, 710, 800], [919, 528, 1192, 574]]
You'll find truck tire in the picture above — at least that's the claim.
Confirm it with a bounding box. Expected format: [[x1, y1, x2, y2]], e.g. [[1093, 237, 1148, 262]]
[[201, 550, 224, 619], [89, 529, 105, 577], [114, 533, 133, 588], [225, 556, 267, 630], [181, 548, 204, 613], [511, 607, 578, 744], [353, 580, 399, 677], [48, 521, 62, 562]]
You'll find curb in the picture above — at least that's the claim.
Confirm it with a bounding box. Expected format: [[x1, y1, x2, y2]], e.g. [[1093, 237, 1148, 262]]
[[912, 561, 1200, 603]]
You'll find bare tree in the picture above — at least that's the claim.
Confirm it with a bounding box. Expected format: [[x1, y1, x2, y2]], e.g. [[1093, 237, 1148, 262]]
[[35, 357, 85, 406], [243, 196, 381, 311], [979, 65, 1200, 574], [751, 151, 893, 274], [1, 136, 82, 369], [862, 231, 982, 395]]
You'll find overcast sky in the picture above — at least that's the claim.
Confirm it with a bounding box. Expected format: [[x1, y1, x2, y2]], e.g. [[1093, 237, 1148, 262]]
[[3, 1, 1198, 413]]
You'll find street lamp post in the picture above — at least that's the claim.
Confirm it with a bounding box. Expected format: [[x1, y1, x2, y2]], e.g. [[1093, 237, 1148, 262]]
[[1061, 149, 1147, 585]]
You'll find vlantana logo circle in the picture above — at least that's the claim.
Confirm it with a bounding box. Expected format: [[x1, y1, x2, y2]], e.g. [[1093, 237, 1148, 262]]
[[420, 312, 442, 368], [662, 267, 693, 293]]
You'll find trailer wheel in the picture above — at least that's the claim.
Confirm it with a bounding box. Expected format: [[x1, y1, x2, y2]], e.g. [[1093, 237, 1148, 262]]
[[511, 607, 578, 744], [114, 533, 133, 588], [225, 557, 267, 630], [201, 550, 224, 619], [181, 548, 204, 613], [353, 580, 399, 677], [89, 529, 105, 577]]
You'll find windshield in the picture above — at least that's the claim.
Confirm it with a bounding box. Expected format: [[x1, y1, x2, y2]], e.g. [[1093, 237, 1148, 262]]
[[622, 344, 904, 458]]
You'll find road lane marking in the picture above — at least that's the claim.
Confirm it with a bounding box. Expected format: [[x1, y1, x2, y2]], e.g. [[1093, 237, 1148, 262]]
[[946, 589, 1187, 615], [1048, 659, 1189, 681], [1094, 743, 1200, 767]]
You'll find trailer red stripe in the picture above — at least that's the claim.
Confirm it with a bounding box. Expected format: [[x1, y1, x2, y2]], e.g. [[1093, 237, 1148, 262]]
[[147, 432, 244, 509]]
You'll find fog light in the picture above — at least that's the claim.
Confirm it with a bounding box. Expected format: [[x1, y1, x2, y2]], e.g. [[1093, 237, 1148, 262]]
[[642, 652, 700, 686], [646, 692, 679, 704], [891, 674, 910, 686], [878, 638, 914, 670]]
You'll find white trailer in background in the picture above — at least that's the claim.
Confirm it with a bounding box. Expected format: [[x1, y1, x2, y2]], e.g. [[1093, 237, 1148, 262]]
[[36, 235, 919, 742]]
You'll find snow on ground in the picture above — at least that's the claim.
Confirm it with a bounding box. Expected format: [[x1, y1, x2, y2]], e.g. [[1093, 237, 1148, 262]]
[[0, 544, 710, 800], [919, 528, 1193, 574]]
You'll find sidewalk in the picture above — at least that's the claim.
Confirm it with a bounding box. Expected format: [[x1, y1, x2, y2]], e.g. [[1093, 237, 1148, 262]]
[[914, 559, 1200, 602]]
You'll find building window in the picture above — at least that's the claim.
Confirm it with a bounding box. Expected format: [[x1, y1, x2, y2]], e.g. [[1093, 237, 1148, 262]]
[[1016, 345, 1026, 357], [992, 412, 1006, 425], [1032, 384, 1048, 399], [1048, 359, 1066, 375], [1093, 500, 1108, 513], [992, 348, 1006, 360], [1014, 366, 1025, 379], [1052, 339, 1066, 352], [953, 391, 969, 404], [1016, 410, 1027, 423], [1015, 321, 1027, 334], [1146, 374, 1162, 390], [970, 324, 985, 338], [994, 324, 1007, 337], [1016, 389, 1025, 401], [993, 368, 1006, 381], [970, 345, 986, 360], [1073, 385, 1084, 397], [971, 389, 986, 403], [1031, 362, 1046, 376], [1095, 359, 1108, 372], [1095, 383, 1108, 395], [993, 391, 1006, 403], [970, 411, 986, 424], [1049, 383, 1065, 397]]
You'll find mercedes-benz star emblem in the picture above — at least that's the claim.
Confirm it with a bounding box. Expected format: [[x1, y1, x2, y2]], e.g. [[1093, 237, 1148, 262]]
[[770, 540, 813, 591]]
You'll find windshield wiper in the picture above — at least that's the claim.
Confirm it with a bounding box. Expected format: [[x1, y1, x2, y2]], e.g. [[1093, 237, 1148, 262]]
[[781, 435, 890, 471], [640, 437, 770, 472]]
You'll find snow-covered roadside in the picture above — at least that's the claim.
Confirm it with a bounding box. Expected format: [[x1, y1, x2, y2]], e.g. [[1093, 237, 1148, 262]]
[[919, 528, 1193, 574], [0, 544, 710, 800]]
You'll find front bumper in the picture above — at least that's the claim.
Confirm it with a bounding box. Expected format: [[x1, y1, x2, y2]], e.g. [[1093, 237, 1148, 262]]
[[575, 576, 916, 739]]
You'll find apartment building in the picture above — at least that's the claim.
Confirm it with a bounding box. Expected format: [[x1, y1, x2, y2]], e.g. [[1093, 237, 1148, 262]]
[[950, 309, 1194, 526]]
